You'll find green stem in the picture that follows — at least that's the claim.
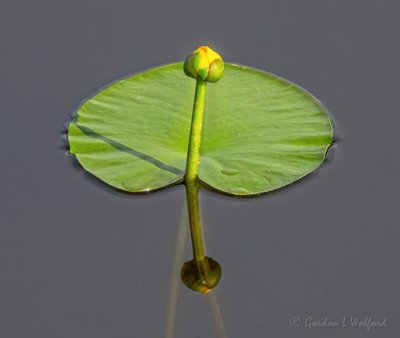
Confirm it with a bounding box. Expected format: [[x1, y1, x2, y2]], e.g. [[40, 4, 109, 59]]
[[185, 183, 204, 262], [186, 80, 207, 183], [185, 80, 207, 263]]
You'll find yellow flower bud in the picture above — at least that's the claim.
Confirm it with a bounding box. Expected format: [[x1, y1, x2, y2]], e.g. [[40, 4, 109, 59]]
[[184, 46, 224, 82]]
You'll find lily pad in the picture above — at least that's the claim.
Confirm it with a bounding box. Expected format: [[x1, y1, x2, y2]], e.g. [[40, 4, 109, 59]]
[[68, 63, 333, 196]]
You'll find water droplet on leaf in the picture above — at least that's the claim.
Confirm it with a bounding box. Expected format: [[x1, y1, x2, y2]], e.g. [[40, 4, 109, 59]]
[[220, 169, 239, 176]]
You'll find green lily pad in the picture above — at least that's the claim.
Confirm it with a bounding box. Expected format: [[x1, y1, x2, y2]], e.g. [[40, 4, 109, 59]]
[[68, 63, 333, 196]]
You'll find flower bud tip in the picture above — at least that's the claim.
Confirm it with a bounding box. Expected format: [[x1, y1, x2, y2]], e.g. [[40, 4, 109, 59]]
[[184, 46, 224, 82]]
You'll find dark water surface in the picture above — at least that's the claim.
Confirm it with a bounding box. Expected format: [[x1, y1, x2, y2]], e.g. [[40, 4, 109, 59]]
[[1, 1, 399, 337]]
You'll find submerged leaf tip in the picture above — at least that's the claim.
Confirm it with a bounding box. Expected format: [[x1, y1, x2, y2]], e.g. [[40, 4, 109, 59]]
[[184, 46, 224, 82]]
